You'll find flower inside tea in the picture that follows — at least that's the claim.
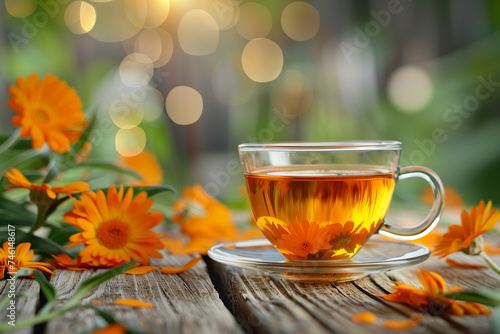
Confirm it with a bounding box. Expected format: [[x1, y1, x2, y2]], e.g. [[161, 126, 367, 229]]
[[246, 166, 395, 260]]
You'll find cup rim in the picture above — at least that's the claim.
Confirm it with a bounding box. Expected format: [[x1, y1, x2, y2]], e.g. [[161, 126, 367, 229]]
[[238, 140, 402, 151]]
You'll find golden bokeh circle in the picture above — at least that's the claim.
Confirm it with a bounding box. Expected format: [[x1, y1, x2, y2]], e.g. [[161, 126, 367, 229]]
[[236, 2, 272, 40], [5, 0, 37, 18], [178, 9, 219, 56], [241, 38, 284, 83], [115, 127, 147, 157], [119, 53, 154, 88], [65, 1, 97, 35], [281, 1, 320, 41], [165, 86, 203, 125], [387, 65, 433, 113]]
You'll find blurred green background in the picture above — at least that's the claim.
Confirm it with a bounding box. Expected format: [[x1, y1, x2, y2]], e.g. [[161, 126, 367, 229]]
[[1, 0, 499, 206]]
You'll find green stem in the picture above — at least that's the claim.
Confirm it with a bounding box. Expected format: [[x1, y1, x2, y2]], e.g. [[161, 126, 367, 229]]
[[0, 129, 21, 155], [29, 205, 50, 234], [482, 252, 500, 275]]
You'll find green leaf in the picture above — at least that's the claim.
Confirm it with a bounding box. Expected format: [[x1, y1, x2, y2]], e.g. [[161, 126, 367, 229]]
[[446, 288, 500, 306], [34, 271, 57, 316], [493, 305, 500, 334], [133, 185, 176, 197], [69, 114, 97, 161], [67, 260, 139, 306], [69, 161, 142, 179], [15, 231, 69, 256], [34, 271, 56, 302]]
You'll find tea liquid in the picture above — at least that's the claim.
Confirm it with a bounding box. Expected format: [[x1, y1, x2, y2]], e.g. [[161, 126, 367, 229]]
[[245, 165, 395, 259]]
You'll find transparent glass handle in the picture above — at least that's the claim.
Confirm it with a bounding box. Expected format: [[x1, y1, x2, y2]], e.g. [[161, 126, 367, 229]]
[[379, 166, 445, 240]]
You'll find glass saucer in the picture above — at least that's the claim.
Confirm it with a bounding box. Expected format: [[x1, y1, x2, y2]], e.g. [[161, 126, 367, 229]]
[[207, 238, 430, 282]]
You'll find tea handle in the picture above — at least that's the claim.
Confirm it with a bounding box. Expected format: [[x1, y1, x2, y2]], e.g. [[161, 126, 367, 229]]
[[379, 166, 445, 240]]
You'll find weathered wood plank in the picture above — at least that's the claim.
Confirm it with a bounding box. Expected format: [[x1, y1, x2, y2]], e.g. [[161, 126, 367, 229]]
[[207, 248, 500, 334], [45, 254, 242, 334], [0, 278, 39, 334]]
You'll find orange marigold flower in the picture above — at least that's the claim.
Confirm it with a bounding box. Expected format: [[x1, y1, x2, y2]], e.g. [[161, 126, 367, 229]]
[[8, 73, 86, 153], [48, 254, 88, 271], [256, 216, 289, 245], [91, 323, 127, 334], [382, 269, 491, 316], [119, 150, 164, 186], [172, 185, 237, 240], [63, 185, 164, 267], [434, 200, 500, 258], [0, 242, 53, 279], [4, 168, 90, 204], [275, 220, 331, 259], [327, 220, 369, 254]]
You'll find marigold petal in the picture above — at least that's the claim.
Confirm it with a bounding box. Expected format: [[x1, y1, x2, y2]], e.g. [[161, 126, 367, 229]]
[[114, 299, 153, 308], [383, 314, 422, 331], [125, 266, 158, 275], [351, 311, 377, 324], [445, 258, 488, 269], [160, 257, 202, 274], [91, 323, 127, 334]]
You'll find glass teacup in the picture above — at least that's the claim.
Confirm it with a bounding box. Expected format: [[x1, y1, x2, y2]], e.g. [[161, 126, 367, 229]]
[[239, 141, 444, 260]]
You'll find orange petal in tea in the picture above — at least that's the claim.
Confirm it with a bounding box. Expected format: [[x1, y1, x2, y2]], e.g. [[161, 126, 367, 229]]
[[276, 220, 330, 259], [327, 221, 367, 254], [256, 216, 288, 244], [351, 311, 377, 324]]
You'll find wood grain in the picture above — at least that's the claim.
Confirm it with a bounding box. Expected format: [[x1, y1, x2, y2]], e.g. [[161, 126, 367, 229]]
[[45, 254, 241, 334], [207, 250, 500, 334], [0, 278, 40, 334]]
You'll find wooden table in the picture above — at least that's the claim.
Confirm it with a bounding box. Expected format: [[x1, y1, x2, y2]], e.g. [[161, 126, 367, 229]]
[[1, 249, 499, 334]]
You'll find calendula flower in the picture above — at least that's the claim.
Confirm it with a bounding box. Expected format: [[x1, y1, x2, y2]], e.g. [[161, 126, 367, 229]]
[[0, 242, 53, 279], [256, 216, 289, 245], [119, 150, 164, 186], [275, 220, 331, 259], [172, 185, 238, 240], [48, 254, 88, 271], [382, 269, 491, 316], [434, 200, 500, 258], [8, 73, 86, 153], [327, 220, 369, 254], [64, 185, 164, 267], [4, 168, 90, 205]]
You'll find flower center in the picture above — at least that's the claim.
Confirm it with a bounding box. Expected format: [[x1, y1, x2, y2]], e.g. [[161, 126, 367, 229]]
[[300, 241, 313, 252], [338, 235, 352, 245], [36, 109, 49, 122], [96, 219, 131, 249]]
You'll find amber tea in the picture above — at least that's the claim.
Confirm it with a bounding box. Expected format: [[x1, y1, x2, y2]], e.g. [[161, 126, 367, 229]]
[[245, 166, 395, 260]]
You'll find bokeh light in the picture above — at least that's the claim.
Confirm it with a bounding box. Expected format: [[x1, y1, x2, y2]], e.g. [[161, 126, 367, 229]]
[[212, 54, 255, 106], [115, 127, 147, 157], [241, 38, 283, 83], [125, 0, 170, 29], [65, 1, 97, 35], [134, 28, 173, 67], [387, 65, 434, 113], [165, 86, 203, 125], [89, 1, 142, 42], [109, 98, 144, 129], [142, 87, 165, 121], [119, 53, 154, 88], [5, 0, 37, 18], [178, 9, 219, 56], [236, 2, 272, 40], [281, 2, 320, 41], [271, 69, 313, 117]]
